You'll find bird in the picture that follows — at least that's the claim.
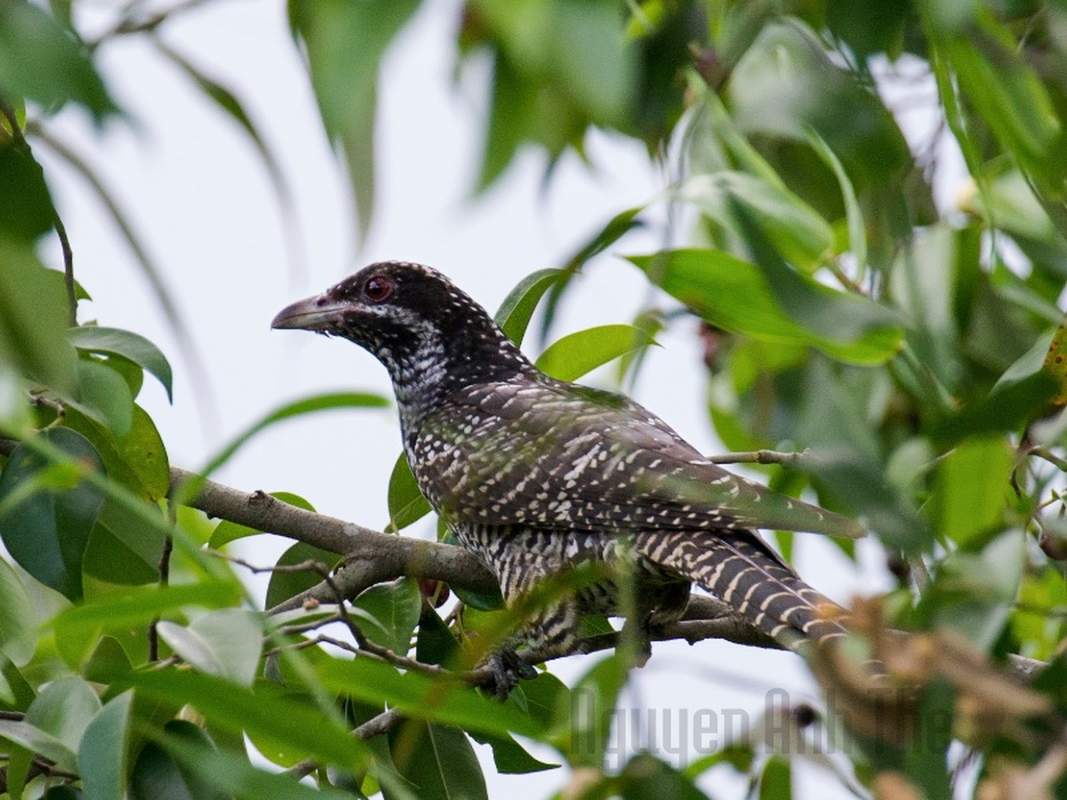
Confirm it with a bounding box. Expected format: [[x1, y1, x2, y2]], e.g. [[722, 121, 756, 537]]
[[272, 261, 862, 686]]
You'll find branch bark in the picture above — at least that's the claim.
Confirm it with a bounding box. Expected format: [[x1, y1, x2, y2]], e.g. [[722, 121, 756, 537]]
[[170, 466, 501, 604]]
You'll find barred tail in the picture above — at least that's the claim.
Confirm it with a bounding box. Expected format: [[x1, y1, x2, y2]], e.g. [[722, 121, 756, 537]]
[[640, 530, 849, 649]]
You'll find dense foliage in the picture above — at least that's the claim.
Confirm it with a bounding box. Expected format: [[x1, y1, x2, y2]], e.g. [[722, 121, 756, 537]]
[[3, 1, 1067, 797]]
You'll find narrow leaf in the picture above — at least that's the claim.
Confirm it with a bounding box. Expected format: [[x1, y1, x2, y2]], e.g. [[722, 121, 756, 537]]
[[494, 269, 566, 346], [52, 581, 242, 666], [155, 725, 355, 800], [535, 324, 657, 382], [319, 657, 545, 739], [125, 669, 368, 769], [631, 249, 902, 364], [289, 0, 421, 236], [0, 719, 76, 771], [197, 391, 388, 482]]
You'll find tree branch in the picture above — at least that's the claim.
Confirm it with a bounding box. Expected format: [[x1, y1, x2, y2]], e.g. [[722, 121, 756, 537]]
[[0, 440, 1045, 680], [169, 466, 501, 601]]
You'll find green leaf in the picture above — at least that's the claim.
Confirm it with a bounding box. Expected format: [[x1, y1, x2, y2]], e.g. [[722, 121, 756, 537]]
[[0, 428, 105, 601], [197, 391, 388, 482], [0, 718, 76, 772], [903, 681, 954, 798], [931, 437, 1014, 547], [677, 171, 834, 271], [98, 351, 145, 400], [386, 453, 431, 532], [123, 404, 170, 499], [25, 676, 101, 770], [350, 579, 422, 656], [69, 326, 174, 403], [934, 372, 1058, 443], [153, 722, 355, 800], [537, 205, 645, 343], [0, 361, 30, 433], [0, 237, 77, 394], [958, 166, 1067, 261], [52, 581, 243, 667], [758, 755, 792, 800], [929, 530, 1024, 648], [156, 609, 264, 687], [83, 636, 133, 684], [619, 753, 708, 799], [62, 404, 170, 501], [925, 13, 1064, 196], [553, 653, 628, 768], [264, 541, 341, 608], [79, 691, 133, 800], [494, 268, 566, 346], [471, 0, 635, 189], [74, 357, 134, 438], [805, 126, 867, 276], [0, 1, 118, 120], [630, 249, 902, 364], [0, 557, 36, 666], [415, 607, 459, 666], [83, 506, 162, 586], [387, 719, 488, 800], [125, 669, 368, 769], [131, 721, 230, 800], [728, 21, 910, 186], [467, 730, 558, 774], [288, 0, 420, 236], [0, 136, 57, 242], [1, 657, 36, 708], [535, 324, 658, 382], [319, 657, 544, 739]]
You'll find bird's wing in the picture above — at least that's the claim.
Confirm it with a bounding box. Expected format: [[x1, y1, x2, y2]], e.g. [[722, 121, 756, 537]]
[[410, 379, 865, 540]]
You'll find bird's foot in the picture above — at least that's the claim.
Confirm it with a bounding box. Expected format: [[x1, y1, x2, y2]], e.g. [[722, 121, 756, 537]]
[[487, 649, 537, 700]]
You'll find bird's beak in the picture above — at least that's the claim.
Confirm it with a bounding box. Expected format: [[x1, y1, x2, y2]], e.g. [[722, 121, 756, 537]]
[[271, 294, 347, 332]]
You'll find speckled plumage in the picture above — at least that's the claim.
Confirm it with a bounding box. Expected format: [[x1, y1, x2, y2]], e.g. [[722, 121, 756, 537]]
[[273, 261, 856, 656]]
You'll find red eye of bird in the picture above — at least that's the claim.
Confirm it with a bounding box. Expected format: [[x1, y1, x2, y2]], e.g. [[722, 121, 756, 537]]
[[363, 275, 394, 303]]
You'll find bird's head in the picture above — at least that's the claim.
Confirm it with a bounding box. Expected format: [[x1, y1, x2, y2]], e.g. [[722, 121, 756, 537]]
[[272, 261, 534, 414]]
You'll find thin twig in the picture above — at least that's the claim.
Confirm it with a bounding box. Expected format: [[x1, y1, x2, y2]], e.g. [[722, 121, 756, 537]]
[[706, 448, 812, 467], [285, 708, 404, 780], [53, 215, 77, 327], [88, 0, 212, 48], [1030, 446, 1067, 473]]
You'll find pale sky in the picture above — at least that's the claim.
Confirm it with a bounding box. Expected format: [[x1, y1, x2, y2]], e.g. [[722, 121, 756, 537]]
[[38, 1, 894, 796]]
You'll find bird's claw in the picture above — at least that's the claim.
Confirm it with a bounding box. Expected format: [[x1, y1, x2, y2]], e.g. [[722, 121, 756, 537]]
[[487, 649, 536, 700]]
